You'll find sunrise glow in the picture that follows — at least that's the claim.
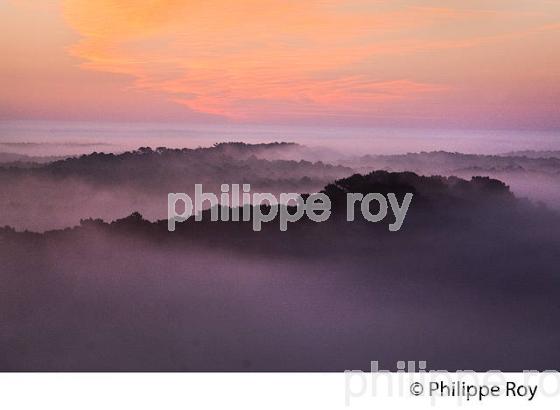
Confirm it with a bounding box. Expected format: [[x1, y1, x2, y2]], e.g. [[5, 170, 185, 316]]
[[1, 0, 559, 128]]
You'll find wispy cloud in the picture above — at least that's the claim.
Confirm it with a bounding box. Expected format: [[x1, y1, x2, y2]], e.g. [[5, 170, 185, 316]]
[[49, 0, 560, 125]]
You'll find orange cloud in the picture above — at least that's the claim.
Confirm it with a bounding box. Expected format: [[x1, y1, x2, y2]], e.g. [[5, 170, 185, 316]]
[[58, 0, 560, 123]]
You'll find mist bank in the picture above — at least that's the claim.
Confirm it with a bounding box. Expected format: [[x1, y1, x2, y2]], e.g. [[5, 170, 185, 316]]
[[0, 144, 352, 231], [2, 142, 560, 232], [1, 171, 558, 371], [338, 150, 560, 208]]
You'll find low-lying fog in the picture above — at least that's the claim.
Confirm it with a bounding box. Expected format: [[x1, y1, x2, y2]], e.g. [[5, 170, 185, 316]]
[[1, 171, 559, 371], [1, 141, 560, 231], [1, 144, 559, 371]]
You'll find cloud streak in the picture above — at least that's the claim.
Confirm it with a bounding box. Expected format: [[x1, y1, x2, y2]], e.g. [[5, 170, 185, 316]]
[[3, 0, 559, 126], [61, 0, 538, 121]]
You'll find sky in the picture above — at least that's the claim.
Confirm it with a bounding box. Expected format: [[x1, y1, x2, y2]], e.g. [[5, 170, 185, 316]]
[[1, 0, 559, 130]]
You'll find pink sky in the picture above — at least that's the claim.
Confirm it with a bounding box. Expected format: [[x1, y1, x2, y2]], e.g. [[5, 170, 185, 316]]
[[1, 0, 559, 129]]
